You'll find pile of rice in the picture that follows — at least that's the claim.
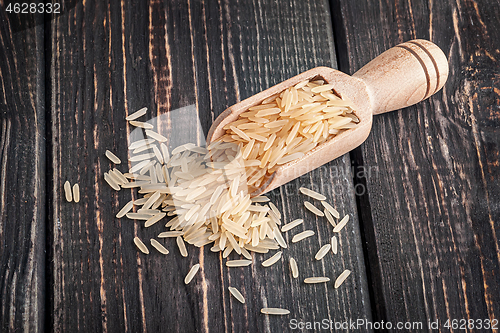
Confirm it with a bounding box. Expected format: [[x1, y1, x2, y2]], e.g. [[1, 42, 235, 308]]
[[100, 79, 355, 312]]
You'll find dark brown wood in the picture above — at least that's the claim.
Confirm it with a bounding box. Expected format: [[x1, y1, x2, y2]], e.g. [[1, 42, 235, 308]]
[[48, 0, 372, 332], [0, 8, 46, 333], [332, 0, 500, 330]]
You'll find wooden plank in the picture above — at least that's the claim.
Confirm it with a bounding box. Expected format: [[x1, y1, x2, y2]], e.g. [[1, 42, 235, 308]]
[[49, 0, 372, 332], [0, 7, 46, 333], [332, 0, 500, 329]]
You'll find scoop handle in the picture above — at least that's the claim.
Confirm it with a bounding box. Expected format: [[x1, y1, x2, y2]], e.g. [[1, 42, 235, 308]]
[[352, 39, 449, 115]]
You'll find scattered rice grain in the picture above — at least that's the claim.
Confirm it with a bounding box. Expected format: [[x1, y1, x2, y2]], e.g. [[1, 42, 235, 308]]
[[281, 219, 303, 232], [261, 308, 290, 315], [299, 187, 326, 201], [289, 257, 299, 278], [304, 277, 330, 283], [334, 269, 351, 288], [226, 260, 252, 267], [64, 181, 72, 202], [134, 237, 149, 254], [315, 244, 331, 260], [292, 230, 314, 243], [72, 183, 80, 203], [126, 107, 147, 121], [304, 201, 324, 216], [105, 150, 121, 164], [333, 214, 350, 232], [228, 287, 245, 303], [262, 251, 282, 267], [184, 263, 200, 284], [150, 239, 169, 254]]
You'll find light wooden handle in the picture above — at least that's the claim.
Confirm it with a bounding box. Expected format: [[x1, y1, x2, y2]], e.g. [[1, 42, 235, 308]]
[[352, 39, 449, 114]]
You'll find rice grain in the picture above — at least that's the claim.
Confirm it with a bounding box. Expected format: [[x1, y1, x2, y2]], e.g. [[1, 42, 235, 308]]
[[226, 260, 252, 267], [292, 230, 315, 243], [126, 107, 147, 121], [324, 209, 336, 227], [304, 201, 324, 216], [72, 183, 80, 203], [129, 120, 154, 129], [261, 308, 290, 315], [176, 236, 188, 257], [64, 181, 72, 202], [228, 287, 245, 303], [262, 251, 282, 267], [134, 237, 149, 254], [150, 239, 169, 254], [315, 244, 331, 260], [289, 257, 299, 278], [281, 219, 303, 232], [321, 200, 340, 218], [184, 263, 200, 284], [116, 201, 134, 218], [299, 187, 327, 200], [105, 150, 122, 164], [333, 215, 350, 232], [334, 269, 351, 288], [304, 277, 330, 283], [331, 236, 338, 254]]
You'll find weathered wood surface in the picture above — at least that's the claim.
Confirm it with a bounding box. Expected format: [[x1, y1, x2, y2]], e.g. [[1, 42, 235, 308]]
[[332, 0, 500, 330], [48, 0, 371, 332], [2, 0, 499, 332], [0, 8, 45, 333]]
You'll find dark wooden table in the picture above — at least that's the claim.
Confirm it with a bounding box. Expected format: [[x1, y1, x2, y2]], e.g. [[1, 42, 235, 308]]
[[1, 0, 499, 332]]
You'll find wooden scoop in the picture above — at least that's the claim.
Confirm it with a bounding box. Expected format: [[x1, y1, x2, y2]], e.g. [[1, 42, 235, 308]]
[[207, 39, 449, 196]]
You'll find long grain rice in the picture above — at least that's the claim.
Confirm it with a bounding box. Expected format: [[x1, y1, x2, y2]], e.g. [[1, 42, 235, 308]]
[[105, 150, 122, 164], [331, 236, 338, 254], [321, 200, 340, 218], [324, 209, 336, 227], [64, 181, 72, 202], [334, 269, 351, 288], [228, 287, 245, 303], [304, 277, 330, 283], [126, 107, 147, 121], [184, 263, 200, 284], [72, 183, 80, 203], [145, 129, 167, 142], [129, 120, 154, 129], [291, 230, 314, 243], [273, 228, 287, 249], [281, 219, 303, 232], [289, 257, 299, 278], [134, 237, 149, 254], [315, 244, 331, 260], [251, 196, 270, 203], [299, 187, 326, 201], [268, 202, 281, 219], [262, 251, 282, 267], [304, 201, 324, 216], [150, 239, 169, 254], [176, 236, 188, 257], [240, 247, 252, 260], [226, 259, 252, 267], [261, 308, 290, 315], [158, 231, 184, 238], [144, 212, 166, 227], [116, 201, 134, 218], [333, 214, 350, 232]]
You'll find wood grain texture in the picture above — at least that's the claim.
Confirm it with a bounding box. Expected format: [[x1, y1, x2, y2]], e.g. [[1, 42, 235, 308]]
[[332, 0, 500, 330], [49, 0, 372, 332], [0, 7, 46, 333]]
